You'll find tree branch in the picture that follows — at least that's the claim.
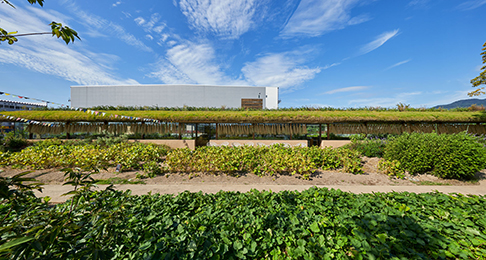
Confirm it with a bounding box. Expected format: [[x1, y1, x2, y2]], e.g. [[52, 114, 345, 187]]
[[4, 32, 51, 37]]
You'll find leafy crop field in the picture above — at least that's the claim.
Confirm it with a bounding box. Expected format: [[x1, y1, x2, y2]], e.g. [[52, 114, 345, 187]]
[[1, 135, 486, 259], [3, 133, 486, 180], [0, 141, 364, 178], [165, 146, 363, 178], [0, 141, 169, 172], [1, 187, 485, 259]]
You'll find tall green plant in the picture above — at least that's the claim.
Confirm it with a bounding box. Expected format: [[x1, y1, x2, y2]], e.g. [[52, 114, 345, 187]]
[[384, 132, 486, 179]]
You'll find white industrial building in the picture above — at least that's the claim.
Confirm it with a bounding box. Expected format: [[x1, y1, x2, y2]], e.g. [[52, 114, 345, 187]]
[[0, 99, 47, 111], [71, 84, 279, 109]]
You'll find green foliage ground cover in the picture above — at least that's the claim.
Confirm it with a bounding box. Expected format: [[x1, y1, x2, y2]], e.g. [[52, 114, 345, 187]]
[[0, 140, 169, 172], [1, 185, 485, 259], [0, 141, 364, 178], [166, 145, 363, 178]]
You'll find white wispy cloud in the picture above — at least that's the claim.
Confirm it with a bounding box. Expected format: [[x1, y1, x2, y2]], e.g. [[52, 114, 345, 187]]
[[360, 29, 399, 54], [58, 0, 152, 52], [385, 59, 411, 70], [135, 13, 163, 32], [0, 5, 138, 85], [133, 13, 167, 42], [324, 86, 369, 94], [177, 0, 260, 39], [280, 0, 371, 38], [149, 41, 322, 91], [112, 1, 122, 7], [242, 50, 322, 90], [134, 17, 145, 26], [457, 0, 486, 10], [149, 41, 246, 85], [349, 91, 422, 107]]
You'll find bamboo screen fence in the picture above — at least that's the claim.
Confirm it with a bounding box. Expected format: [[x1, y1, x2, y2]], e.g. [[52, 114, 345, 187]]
[[24, 122, 486, 136], [329, 123, 486, 135], [26, 122, 185, 135], [216, 124, 308, 136]]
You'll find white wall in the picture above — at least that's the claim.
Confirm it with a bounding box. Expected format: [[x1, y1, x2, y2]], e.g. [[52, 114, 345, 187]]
[[71, 84, 279, 109], [265, 87, 279, 109]]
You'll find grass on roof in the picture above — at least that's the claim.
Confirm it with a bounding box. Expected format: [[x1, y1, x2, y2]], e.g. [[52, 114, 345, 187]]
[[2, 108, 486, 124]]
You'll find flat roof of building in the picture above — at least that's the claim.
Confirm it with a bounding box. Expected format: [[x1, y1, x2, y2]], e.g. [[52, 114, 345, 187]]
[[0, 99, 47, 107], [71, 84, 278, 89]]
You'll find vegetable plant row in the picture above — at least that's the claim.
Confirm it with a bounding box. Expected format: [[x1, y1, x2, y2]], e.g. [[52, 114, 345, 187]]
[[0, 141, 364, 177], [165, 145, 363, 178], [0, 141, 169, 171], [2, 187, 485, 259], [2, 133, 486, 180]]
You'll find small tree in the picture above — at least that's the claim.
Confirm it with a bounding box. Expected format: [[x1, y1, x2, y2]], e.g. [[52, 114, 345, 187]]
[[468, 41, 486, 96], [0, 0, 80, 45]]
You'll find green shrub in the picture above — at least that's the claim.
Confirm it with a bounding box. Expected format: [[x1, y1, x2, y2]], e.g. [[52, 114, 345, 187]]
[[347, 137, 387, 158], [432, 133, 486, 179], [384, 133, 436, 174], [1, 133, 30, 152], [384, 132, 486, 179]]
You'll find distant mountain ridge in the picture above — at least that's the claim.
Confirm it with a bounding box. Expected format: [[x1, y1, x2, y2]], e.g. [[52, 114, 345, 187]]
[[433, 98, 486, 109]]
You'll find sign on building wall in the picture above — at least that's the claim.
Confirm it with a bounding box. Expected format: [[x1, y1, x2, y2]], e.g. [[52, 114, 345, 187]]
[[241, 98, 263, 109]]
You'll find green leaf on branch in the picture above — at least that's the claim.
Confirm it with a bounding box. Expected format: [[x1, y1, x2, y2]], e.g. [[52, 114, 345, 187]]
[[0, 28, 18, 45], [27, 0, 45, 7], [50, 22, 80, 44]]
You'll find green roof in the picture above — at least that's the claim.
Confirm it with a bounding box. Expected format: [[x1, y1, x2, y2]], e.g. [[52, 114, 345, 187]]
[[2, 110, 486, 124]]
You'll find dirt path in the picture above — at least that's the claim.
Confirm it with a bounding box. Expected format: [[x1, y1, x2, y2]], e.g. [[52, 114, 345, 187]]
[[2, 158, 485, 202], [30, 182, 486, 203]]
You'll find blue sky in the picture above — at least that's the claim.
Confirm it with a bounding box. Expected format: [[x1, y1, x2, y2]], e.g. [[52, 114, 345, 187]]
[[0, 0, 485, 108]]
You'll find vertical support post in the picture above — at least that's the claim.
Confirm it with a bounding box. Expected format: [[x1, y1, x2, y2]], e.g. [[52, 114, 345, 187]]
[[179, 123, 182, 140], [252, 124, 255, 140], [141, 121, 145, 139], [364, 122, 368, 138], [207, 124, 211, 141], [289, 124, 292, 140], [327, 123, 330, 140], [318, 124, 322, 145], [215, 123, 219, 140], [104, 121, 109, 136], [65, 121, 70, 139], [195, 123, 198, 139]]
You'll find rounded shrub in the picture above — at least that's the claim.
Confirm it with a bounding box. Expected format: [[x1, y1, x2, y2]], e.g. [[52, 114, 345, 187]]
[[384, 132, 486, 179]]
